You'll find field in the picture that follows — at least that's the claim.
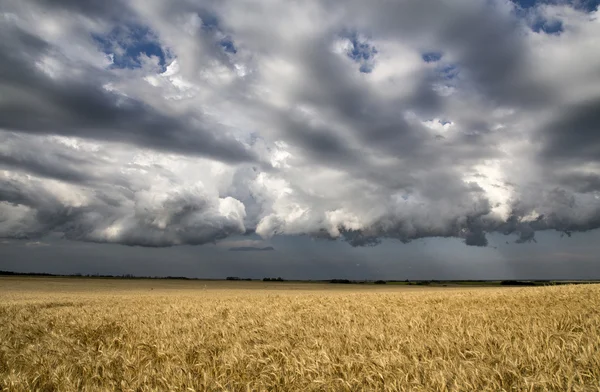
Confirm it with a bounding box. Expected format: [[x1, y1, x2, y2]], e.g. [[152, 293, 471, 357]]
[[1, 278, 599, 391]]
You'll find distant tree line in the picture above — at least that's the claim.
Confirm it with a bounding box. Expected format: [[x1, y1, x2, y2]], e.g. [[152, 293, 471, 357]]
[[0, 270, 194, 280], [500, 280, 536, 286], [0, 270, 53, 277], [0, 271, 595, 286], [329, 279, 386, 284]]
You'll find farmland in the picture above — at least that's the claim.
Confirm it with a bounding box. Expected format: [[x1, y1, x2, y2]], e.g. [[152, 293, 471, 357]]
[[1, 277, 599, 391]]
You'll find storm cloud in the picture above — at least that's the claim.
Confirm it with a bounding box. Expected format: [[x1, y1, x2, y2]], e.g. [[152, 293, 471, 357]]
[[1, 0, 600, 248]]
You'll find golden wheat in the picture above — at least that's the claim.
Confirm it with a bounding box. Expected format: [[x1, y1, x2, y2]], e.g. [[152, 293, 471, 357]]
[[1, 278, 599, 391]]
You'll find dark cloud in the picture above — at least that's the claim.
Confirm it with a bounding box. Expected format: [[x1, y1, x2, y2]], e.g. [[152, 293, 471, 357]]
[[558, 173, 600, 193], [341, 229, 382, 247], [30, 0, 133, 19], [0, 133, 112, 185], [0, 175, 246, 246], [1, 0, 600, 251], [0, 20, 256, 164], [541, 97, 600, 162], [464, 230, 489, 247]]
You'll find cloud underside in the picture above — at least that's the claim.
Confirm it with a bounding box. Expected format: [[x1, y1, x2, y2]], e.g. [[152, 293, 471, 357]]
[[229, 246, 275, 252], [1, 0, 600, 247]]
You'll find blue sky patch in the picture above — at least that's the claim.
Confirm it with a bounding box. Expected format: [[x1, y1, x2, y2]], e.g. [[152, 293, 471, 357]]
[[512, 0, 599, 12], [512, 0, 542, 8], [532, 18, 564, 34], [342, 32, 377, 73], [509, 0, 569, 35], [438, 64, 459, 80], [220, 37, 237, 54], [358, 63, 373, 73], [422, 52, 442, 63], [93, 25, 166, 71], [347, 39, 377, 62], [192, 12, 238, 56], [198, 12, 220, 32]]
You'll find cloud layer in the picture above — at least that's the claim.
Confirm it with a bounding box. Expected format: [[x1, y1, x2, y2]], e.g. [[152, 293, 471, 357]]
[[1, 0, 599, 247]]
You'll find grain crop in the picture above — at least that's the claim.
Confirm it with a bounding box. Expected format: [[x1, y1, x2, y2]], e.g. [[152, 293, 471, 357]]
[[1, 278, 599, 391]]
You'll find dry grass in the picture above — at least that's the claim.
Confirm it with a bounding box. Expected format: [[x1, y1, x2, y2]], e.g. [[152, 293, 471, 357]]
[[1, 278, 599, 391]]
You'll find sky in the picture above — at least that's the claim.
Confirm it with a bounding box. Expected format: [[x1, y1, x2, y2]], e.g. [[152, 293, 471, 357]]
[[1, 0, 600, 280]]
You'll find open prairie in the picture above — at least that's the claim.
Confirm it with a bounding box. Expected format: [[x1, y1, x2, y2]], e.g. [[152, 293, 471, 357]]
[[1, 277, 599, 391]]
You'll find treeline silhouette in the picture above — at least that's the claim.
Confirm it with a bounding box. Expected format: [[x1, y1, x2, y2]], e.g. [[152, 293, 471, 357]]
[[0, 270, 194, 280], [329, 279, 386, 284], [1, 271, 596, 286], [500, 280, 537, 286]]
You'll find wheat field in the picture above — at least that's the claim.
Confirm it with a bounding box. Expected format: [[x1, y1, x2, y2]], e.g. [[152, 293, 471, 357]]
[[1, 278, 599, 391]]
